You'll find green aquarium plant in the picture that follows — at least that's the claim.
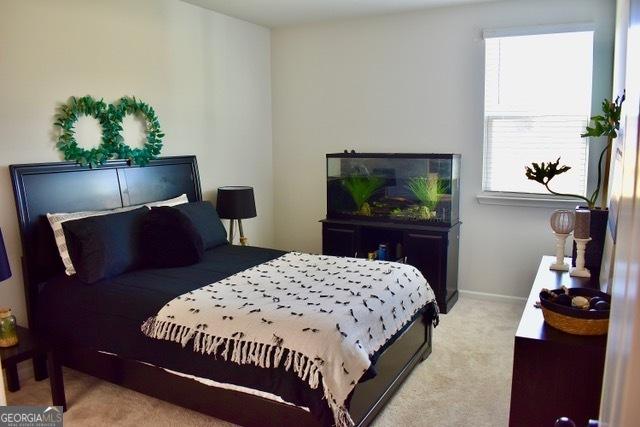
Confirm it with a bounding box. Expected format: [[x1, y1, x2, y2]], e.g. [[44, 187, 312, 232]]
[[524, 93, 625, 209], [341, 175, 384, 215], [406, 176, 445, 219]]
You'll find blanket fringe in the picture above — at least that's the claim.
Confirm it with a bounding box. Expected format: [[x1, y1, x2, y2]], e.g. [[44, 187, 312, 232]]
[[141, 316, 355, 427]]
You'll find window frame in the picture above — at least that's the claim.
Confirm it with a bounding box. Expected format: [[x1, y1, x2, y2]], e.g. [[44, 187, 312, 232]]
[[479, 23, 597, 207]]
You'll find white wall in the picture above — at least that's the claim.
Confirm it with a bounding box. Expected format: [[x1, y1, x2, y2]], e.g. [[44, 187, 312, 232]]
[[0, 0, 274, 325], [271, 0, 616, 298]]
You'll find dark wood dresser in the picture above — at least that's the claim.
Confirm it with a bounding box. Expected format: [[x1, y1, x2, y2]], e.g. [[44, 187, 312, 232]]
[[509, 256, 607, 426]]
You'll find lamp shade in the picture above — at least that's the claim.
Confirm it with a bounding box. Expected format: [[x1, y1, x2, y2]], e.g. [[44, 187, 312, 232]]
[[216, 186, 257, 219], [0, 228, 11, 282]]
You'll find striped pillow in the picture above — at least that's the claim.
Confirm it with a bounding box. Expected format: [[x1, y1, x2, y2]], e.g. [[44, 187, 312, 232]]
[[47, 194, 189, 276], [145, 194, 189, 208]]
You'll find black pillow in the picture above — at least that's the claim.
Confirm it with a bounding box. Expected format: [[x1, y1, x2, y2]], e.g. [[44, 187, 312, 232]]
[[140, 207, 204, 268], [174, 201, 228, 249], [62, 207, 149, 284]]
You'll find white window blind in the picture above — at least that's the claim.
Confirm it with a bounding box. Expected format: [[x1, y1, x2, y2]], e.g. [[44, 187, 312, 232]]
[[483, 29, 594, 195]]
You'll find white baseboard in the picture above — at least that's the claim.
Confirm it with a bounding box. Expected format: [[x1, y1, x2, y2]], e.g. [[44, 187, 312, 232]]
[[459, 289, 526, 303]]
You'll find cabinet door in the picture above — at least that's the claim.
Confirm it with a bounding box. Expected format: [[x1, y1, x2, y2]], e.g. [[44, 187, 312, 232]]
[[404, 232, 447, 307], [322, 224, 358, 257]]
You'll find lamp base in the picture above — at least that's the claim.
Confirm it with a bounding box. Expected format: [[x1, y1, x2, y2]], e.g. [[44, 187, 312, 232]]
[[229, 219, 249, 246]]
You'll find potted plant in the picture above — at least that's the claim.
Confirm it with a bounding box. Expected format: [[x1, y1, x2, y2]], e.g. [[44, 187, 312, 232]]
[[524, 92, 625, 275]]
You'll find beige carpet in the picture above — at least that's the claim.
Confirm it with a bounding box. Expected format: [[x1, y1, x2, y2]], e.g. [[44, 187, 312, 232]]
[[6, 295, 524, 426]]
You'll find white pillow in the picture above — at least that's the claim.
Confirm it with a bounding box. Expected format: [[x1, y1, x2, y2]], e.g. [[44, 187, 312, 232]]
[[47, 194, 189, 276], [145, 194, 188, 208]]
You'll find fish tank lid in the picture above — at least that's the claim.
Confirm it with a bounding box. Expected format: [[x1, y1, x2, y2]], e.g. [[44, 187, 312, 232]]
[[326, 152, 461, 159]]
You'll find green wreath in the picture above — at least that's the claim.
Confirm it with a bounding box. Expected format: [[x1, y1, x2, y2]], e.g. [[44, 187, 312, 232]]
[[54, 96, 114, 167], [108, 96, 164, 166]]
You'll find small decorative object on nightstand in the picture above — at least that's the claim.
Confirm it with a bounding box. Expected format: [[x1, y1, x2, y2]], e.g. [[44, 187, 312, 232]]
[[216, 186, 257, 246], [549, 210, 575, 271], [0, 309, 18, 348], [571, 208, 591, 278]]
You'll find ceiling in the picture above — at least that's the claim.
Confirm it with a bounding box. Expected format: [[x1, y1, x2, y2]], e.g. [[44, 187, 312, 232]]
[[181, 0, 500, 28]]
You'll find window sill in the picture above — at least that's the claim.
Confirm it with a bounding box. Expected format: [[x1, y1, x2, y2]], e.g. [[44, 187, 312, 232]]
[[476, 192, 582, 209]]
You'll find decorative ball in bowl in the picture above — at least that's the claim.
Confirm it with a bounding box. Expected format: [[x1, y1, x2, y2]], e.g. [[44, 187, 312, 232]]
[[538, 287, 610, 336]]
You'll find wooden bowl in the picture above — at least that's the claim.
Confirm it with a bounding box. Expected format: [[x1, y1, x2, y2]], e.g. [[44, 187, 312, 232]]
[[539, 288, 610, 336]]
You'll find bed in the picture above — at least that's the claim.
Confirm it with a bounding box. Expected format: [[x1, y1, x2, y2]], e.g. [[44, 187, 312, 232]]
[[10, 156, 435, 426]]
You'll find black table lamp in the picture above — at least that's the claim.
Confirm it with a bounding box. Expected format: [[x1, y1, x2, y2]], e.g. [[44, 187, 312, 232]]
[[216, 186, 257, 246]]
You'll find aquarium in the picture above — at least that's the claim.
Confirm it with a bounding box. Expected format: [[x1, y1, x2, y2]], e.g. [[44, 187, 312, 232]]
[[326, 153, 460, 226]]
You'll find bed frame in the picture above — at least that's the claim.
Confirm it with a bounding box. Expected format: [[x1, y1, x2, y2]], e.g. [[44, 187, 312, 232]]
[[10, 156, 433, 426]]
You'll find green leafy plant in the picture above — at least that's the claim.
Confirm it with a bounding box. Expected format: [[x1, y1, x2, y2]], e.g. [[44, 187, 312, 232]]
[[341, 175, 384, 214], [406, 176, 445, 212], [54, 96, 114, 167], [581, 93, 625, 208], [108, 96, 164, 166], [54, 95, 164, 167], [525, 93, 625, 209], [525, 158, 592, 206]]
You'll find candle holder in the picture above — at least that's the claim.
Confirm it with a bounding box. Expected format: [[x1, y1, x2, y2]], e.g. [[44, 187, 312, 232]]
[[549, 210, 575, 271], [570, 237, 592, 278], [550, 233, 571, 271]]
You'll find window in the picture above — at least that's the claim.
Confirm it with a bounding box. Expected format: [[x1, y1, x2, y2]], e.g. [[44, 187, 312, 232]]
[[482, 27, 594, 196]]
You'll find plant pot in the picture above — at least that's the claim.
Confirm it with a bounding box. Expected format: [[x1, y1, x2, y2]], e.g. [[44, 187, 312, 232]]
[[572, 207, 608, 278]]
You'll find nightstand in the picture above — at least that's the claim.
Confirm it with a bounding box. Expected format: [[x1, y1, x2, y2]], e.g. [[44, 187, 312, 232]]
[[0, 325, 67, 410]]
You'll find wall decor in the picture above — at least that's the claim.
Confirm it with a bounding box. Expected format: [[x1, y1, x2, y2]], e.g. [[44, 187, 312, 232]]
[[54, 96, 114, 167], [54, 96, 164, 167], [108, 96, 164, 166]]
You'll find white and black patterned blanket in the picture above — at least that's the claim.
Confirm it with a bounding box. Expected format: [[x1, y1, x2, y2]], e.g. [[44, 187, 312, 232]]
[[141, 252, 436, 426]]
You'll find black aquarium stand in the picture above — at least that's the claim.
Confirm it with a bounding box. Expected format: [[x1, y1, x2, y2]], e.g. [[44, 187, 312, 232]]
[[321, 218, 459, 313]]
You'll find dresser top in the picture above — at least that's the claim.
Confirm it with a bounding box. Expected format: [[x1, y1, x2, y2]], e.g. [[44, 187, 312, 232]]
[[516, 256, 608, 348]]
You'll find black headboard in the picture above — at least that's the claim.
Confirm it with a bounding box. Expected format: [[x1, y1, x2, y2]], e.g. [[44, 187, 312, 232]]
[[10, 156, 202, 327]]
